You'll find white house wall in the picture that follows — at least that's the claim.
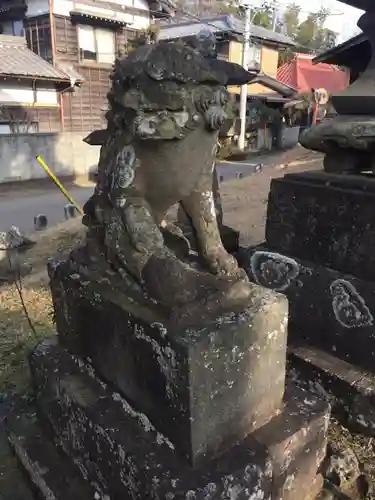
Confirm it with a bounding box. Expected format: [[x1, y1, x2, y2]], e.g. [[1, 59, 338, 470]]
[[26, 0, 150, 30], [0, 82, 59, 106]]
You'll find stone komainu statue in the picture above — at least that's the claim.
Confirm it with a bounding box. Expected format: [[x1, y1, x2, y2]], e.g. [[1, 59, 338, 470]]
[[80, 39, 256, 325]]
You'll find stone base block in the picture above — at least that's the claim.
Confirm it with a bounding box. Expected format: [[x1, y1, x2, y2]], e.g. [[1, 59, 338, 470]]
[[25, 338, 329, 500], [265, 171, 375, 282], [49, 259, 288, 467], [240, 245, 375, 372]]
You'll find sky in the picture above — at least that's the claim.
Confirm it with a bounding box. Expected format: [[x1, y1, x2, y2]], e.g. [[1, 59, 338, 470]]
[[295, 0, 363, 42], [250, 0, 364, 43]]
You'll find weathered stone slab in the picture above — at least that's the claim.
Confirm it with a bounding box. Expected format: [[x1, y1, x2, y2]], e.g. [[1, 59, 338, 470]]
[[265, 171, 375, 281], [29, 338, 329, 500], [241, 245, 375, 372], [6, 405, 96, 500], [49, 258, 288, 467], [0, 404, 35, 500], [289, 345, 375, 438]]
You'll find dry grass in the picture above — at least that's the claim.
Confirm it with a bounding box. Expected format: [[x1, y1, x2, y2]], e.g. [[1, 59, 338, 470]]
[[0, 219, 85, 398], [16, 218, 85, 278], [0, 284, 53, 396]]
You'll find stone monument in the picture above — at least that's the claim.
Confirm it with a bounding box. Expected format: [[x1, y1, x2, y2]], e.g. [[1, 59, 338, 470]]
[[241, 1, 375, 429], [6, 39, 329, 499]]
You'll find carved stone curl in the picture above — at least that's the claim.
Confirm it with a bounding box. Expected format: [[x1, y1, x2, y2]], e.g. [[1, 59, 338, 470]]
[[75, 40, 257, 326]]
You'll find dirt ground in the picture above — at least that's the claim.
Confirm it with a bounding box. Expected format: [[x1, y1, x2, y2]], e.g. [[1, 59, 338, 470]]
[[221, 147, 324, 246], [1, 147, 372, 499]]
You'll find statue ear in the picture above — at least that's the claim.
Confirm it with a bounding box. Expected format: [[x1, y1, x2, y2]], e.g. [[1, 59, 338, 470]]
[[83, 129, 108, 146], [208, 59, 257, 86]]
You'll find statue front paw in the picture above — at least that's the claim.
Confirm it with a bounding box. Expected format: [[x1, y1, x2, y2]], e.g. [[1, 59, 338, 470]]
[[203, 247, 247, 280]]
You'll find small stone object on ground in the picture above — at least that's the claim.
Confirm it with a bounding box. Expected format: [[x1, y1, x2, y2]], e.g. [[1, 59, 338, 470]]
[[0, 225, 35, 250], [64, 204, 78, 220], [321, 442, 370, 498], [324, 443, 360, 489], [34, 214, 48, 231], [348, 394, 375, 437]]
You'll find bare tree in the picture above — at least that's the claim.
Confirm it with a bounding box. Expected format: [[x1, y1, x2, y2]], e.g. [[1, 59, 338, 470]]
[[0, 106, 34, 135]]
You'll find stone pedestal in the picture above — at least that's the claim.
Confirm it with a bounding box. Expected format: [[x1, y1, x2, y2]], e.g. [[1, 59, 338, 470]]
[[238, 169, 375, 433], [240, 171, 375, 369], [50, 261, 287, 466], [6, 258, 330, 499], [262, 1, 375, 435]]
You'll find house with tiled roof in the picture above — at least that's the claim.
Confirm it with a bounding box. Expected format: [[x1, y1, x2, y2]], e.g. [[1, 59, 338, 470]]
[[159, 15, 297, 104], [277, 53, 349, 95], [0, 34, 83, 132], [0, 0, 175, 132]]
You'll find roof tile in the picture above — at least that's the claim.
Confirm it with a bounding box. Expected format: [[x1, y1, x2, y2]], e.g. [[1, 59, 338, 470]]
[[0, 35, 71, 81], [277, 55, 349, 94], [159, 14, 295, 47]]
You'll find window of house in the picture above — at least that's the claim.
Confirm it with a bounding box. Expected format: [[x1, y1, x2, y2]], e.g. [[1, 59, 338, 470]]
[[26, 20, 52, 61], [216, 41, 229, 61], [248, 45, 261, 68], [78, 25, 115, 65]]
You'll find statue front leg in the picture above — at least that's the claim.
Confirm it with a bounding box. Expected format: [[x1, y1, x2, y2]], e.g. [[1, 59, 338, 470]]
[[181, 189, 245, 279]]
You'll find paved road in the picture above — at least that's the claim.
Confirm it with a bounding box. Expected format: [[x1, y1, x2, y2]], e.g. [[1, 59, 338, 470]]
[[0, 186, 93, 234], [0, 161, 264, 234]]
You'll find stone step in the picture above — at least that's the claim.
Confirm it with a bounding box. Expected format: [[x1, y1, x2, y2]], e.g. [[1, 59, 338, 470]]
[[289, 344, 375, 437], [0, 406, 35, 500], [24, 337, 329, 499], [6, 404, 96, 500]]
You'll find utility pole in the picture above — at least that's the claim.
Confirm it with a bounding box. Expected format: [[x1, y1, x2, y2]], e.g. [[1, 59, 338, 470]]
[[272, 1, 278, 31], [238, 0, 251, 151]]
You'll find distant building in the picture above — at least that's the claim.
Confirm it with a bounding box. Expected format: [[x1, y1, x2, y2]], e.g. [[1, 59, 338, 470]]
[[159, 14, 297, 103], [0, 0, 175, 132], [277, 53, 349, 95]]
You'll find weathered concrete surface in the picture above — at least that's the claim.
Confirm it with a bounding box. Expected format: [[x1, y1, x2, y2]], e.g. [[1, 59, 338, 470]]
[[0, 132, 99, 184], [27, 337, 330, 500], [50, 258, 288, 466], [240, 245, 375, 372], [265, 171, 375, 282]]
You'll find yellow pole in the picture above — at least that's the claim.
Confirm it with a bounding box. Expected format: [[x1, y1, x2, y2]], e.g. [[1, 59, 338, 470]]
[[35, 155, 84, 215]]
